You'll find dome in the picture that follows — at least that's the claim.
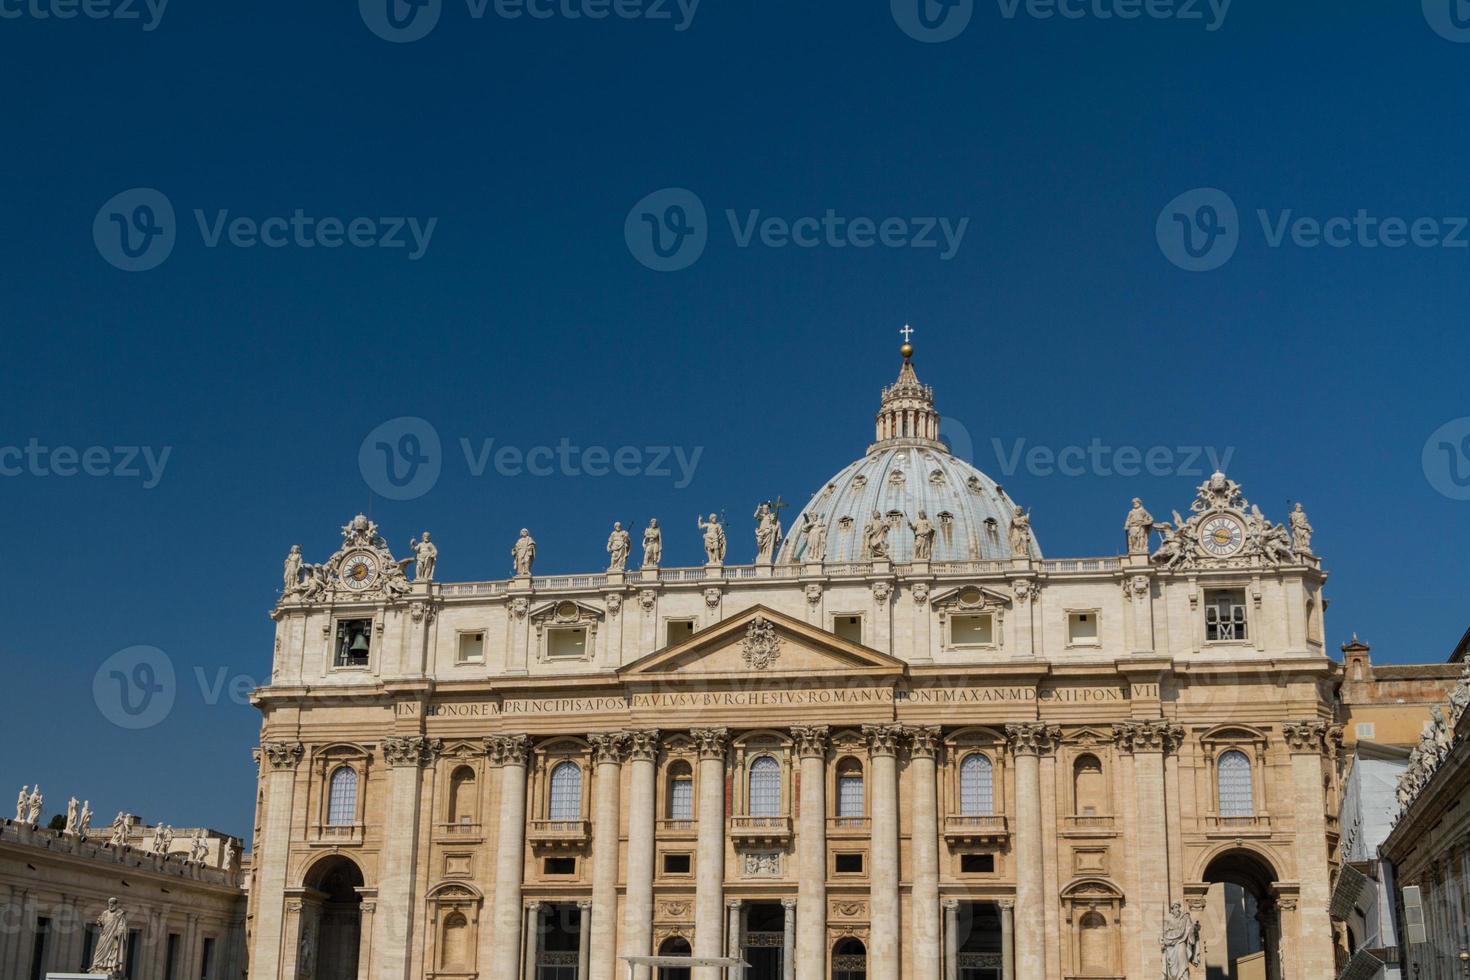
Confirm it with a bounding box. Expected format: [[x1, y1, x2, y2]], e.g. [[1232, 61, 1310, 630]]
[[776, 343, 1040, 564]]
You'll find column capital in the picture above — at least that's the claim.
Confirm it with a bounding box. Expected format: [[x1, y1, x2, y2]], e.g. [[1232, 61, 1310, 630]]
[[942, 898, 960, 911], [790, 725, 830, 759], [690, 728, 729, 760], [781, 897, 797, 910], [1282, 720, 1336, 754], [996, 898, 1014, 912], [625, 729, 662, 762], [588, 731, 630, 765], [485, 734, 533, 767], [1004, 722, 1060, 757], [726, 898, 744, 910], [261, 741, 305, 771], [1110, 720, 1182, 755], [862, 723, 905, 757], [525, 900, 543, 911], [907, 725, 942, 759], [382, 735, 444, 768], [577, 899, 594, 910]]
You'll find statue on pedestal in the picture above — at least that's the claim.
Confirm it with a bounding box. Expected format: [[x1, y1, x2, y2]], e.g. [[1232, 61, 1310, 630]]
[[282, 545, 303, 594], [16, 786, 27, 822], [1008, 506, 1034, 558], [753, 502, 781, 564], [1289, 503, 1314, 555], [802, 513, 828, 563], [910, 510, 935, 561], [26, 786, 42, 826], [65, 796, 79, 834], [641, 519, 662, 569], [410, 532, 438, 581], [108, 812, 129, 847], [607, 522, 631, 572], [512, 529, 536, 576], [863, 511, 890, 559], [78, 801, 92, 840], [1161, 902, 1201, 980], [698, 513, 726, 564], [87, 898, 129, 978], [1125, 498, 1154, 555]]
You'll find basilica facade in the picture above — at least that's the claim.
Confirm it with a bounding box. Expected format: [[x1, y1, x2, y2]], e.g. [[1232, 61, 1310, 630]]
[[248, 347, 1342, 980]]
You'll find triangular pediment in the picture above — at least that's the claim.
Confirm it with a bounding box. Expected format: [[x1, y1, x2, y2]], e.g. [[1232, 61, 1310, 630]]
[[620, 605, 907, 679]]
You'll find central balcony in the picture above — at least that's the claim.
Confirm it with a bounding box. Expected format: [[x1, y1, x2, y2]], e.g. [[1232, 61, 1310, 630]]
[[827, 816, 872, 839], [527, 819, 592, 852], [728, 815, 793, 848], [943, 815, 1009, 846]]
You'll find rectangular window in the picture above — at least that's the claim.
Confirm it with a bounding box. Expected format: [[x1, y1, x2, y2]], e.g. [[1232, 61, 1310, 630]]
[[834, 853, 864, 874], [950, 614, 994, 647], [960, 853, 995, 874], [1204, 589, 1248, 642], [334, 618, 373, 668], [165, 933, 181, 980], [547, 628, 588, 659], [457, 631, 485, 664], [662, 853, 691, 875], [666, 619, 696, 645], [544, 857, 577, 876], [837, 775, 864, 817], [670, 778, 694, 821], [201, 937, 216, 980], [833, 615, 862, 643], [1067, 612, 1099, 646], [1355, 723, 1375, 740]]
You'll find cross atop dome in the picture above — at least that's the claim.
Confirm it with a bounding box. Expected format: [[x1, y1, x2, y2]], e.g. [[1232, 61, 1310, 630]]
[[871, 326, 941, 453], [900, 323, 915, 359]]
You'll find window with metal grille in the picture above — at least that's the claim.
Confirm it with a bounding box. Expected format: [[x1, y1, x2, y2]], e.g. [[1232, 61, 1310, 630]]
[[959, 754, 994, 816], [669, 768, 694, 821], [1205, 589, 1248, 641], [1217, 750, 1254, 816], [836, 762, 864, 818], [327, 766, 358, 825], [747, 756, 781, 816], [549, 762, 582, 821]]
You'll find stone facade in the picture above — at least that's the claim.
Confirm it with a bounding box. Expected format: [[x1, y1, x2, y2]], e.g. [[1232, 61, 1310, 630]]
[[248, 350, 1344, 980]]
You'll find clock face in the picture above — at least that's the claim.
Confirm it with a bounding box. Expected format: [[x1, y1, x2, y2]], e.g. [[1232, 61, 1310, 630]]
[[340, 551, 380, 591], [1200, 515, 1246, 557]]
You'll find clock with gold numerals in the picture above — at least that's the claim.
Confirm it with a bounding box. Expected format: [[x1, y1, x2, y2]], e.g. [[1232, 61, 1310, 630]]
[[1199, 514, 1246, 558], [339, 551, 380, 591]]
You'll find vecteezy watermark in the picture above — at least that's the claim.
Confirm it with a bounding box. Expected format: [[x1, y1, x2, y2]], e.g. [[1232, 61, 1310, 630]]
[[990, 437, 1235, 478], [0, 439, 171, 488], [359, 0, 698, 42], [1157, 187, 1470, 271], [891, 0, 1228, 43], [93, 188, 438, 272], [1423, 0, 1470, 43], [0, 0, 168, 30], [360, 416, 704, 500], [625, 187, 969, 272], [1423, 417, 1470, 500], [93, 645, 263, 730]]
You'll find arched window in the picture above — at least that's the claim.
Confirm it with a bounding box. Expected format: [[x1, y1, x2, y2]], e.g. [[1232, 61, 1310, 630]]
[[1217, 750, 1254, 817], [440, 911, 471, 970], [959, 754, 994, 816], [667, 760, 694, 821], [1073, 754, 1105, 816], [748, 756, 781, 817], [327, 766, 358, 826], [832, 938, 867, 980], [549, 762, 583, 821], [836, 759, 865, 818], [448, 766, 477, 826]]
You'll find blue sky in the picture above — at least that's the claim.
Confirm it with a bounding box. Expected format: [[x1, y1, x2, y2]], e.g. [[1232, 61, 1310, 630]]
[[2, 2, 1469, 838]]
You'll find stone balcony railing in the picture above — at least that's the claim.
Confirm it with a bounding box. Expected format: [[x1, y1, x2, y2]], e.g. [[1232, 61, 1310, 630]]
[[656, 818, 698, 839], [943, 815, 1009, 845], [728, 815, 793, 847], [312, 822, 364, 846], [827, 816, 872, 837], [1061, 814, 1117, 834], [1201, 813, 1272, 835], [527, 819, 592, 851]]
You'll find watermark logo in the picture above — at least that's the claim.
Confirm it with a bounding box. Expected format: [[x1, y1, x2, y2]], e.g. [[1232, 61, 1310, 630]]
[[93, 188, 176, 273], [360, 416, 443, 500], [1156, 187, 1239, 272], [625, 187, 970, 271], [991, 437, 1234, 478], [625, 187, 708, 272], [360, 0, 442, 42], [1423, 0, 1470, 43], [1423, 417, 1470, 500], [0, 0, 168, 30], [0, 440, 171, 487], [891, 0, 974, 43], [93, 645, 175, 730]]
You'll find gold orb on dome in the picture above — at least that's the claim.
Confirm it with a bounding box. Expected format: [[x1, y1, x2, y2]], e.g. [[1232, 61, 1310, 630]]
[[900, 342, 914, 359]]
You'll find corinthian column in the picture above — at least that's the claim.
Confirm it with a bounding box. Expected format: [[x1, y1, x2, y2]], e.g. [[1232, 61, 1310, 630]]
[[249, 742, 303, 980], [488, 735, 533, 980], [375, 735, 442, 980], [908, 726, 942, 980], [691, 728, 729, 980], [1283, 721, 1339, 979], [864, 724, 904, 980], [623, 730, 661, 980], [589, 732, 630, 980], [1111, 720, 1180, 980], [790, 725, 829, 980], [1005, 723, 1057, 980]]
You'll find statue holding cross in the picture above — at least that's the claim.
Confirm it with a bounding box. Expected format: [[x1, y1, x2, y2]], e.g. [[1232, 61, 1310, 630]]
[[754, 497, 784, 564]]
